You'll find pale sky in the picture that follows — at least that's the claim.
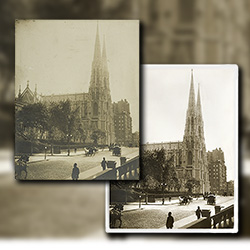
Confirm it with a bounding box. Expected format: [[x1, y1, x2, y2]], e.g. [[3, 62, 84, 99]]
[[142, 65, 238, 181], [15, 20, 139, 132]]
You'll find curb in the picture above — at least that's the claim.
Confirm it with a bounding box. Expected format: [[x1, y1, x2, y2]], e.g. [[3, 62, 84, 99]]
[[123, 208, 144, 213], [28, 159, 49, 164]]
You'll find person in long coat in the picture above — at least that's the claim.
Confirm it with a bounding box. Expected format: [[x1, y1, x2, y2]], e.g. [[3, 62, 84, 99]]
[[101, 157, 107, 171], [195, 206, 202, 219], [72, 163, 80, 180], [166, 212, 174, 229]]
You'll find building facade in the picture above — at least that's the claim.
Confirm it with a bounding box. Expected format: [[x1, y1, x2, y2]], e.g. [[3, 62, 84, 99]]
[[207, 148, 227, 195], [142, 70, 210, 193], [113, 99, 132, 146]]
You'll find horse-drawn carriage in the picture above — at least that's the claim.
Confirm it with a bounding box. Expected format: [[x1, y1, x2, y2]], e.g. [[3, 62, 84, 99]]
[[207, 194, 216, 205], [109, 203, 124, 228], [179, 196, 192, 205], [15, 154, 29, 179], [85, 147, 96, 156], [112, 146, 121, 156]]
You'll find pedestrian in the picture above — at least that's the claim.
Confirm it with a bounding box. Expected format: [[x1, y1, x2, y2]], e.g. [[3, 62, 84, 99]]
[[166, 212, 174, 229], [101, 157, 107, 171], [169, 196, 171, 202], [74, 147, 77, 153], [72, 163, 80, 180], [195, 206, 202, 219], [162, 197, 165, 205]]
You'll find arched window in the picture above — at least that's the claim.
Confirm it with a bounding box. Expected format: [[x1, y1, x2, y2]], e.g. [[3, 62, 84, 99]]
[[188, 151, 192, 165], [93, 102, 98, 116]]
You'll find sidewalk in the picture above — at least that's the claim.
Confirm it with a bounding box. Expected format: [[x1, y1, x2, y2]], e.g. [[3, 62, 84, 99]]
[[158, 198, 234, 229], [77, 149, 139, 180], [28, 150, 86, 163], [122, 199, 180, 212]]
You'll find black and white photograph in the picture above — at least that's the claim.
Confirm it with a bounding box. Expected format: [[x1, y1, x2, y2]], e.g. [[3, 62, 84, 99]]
[[107, 64, 238, 233], [15, 20, 139, 180]]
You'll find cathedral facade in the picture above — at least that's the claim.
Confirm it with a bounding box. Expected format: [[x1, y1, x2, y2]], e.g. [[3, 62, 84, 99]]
[[16, 25, 134, 145], [143, 70, 210, 193]]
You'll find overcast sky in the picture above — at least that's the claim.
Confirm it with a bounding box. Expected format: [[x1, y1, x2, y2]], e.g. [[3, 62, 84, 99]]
[[15, 20, 139, 132], [142, 65, 238, 181]]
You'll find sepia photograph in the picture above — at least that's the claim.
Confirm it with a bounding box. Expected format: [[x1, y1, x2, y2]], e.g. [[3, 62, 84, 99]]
[[15, 20, 139, 180], [107, 64, 238, 233]]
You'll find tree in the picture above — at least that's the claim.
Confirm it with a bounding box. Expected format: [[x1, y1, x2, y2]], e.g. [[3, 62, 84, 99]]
[[16, 102, 49, 154], [49, 100, 79, 140], [74, 123, 87, 143], [185, 178, 200, 194], [140, 148, 180, 193], [90, 129, 105, 145]]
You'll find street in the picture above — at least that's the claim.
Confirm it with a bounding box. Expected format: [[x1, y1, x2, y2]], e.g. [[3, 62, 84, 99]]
[[22, 147, 139, 180], [120, 196, 234, 229]]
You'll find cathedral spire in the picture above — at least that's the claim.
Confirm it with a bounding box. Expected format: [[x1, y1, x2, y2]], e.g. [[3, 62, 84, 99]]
[[102, 35, 107, 60], [102, 35, 109, 77], [93, 23, 101, 62], [183, 69, 197, 139], [187, 69, 196, 112], [196, 83, 202, 118]]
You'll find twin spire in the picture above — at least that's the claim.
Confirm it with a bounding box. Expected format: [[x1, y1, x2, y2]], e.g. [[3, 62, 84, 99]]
[[187, 69, 202, 117], [90, 23, 110, 90]]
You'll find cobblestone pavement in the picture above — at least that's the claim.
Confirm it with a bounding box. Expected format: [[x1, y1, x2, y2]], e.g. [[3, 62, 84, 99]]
[[22, 147, 139, 180], [119, 196, 234, 229]]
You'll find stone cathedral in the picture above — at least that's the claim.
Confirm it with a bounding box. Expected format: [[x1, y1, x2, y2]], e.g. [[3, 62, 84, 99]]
[[41, 25, 115, 145], [17, 25, 119, 145], [143, 70, 210, 193]]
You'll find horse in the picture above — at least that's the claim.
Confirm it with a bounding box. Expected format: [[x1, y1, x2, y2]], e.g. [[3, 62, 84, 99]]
[[15, 155, 29, 179], [85, 148, 95, 157], [110, 203, 124, 228], [179, 196, 190, 205]]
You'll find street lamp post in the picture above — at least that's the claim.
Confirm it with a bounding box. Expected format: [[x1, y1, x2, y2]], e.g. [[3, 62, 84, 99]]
[[44, 146, 47, 160], [161, 182, 166, 205], [66, 134, 72, 156], [139, 195, 141, 209]]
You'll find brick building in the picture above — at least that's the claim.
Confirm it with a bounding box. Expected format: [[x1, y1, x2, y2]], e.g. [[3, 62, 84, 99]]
[[113, 99, 132, 146], [207, 148, 227, 195]]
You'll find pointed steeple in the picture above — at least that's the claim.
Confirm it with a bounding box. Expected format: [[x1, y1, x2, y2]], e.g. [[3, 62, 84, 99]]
[[93, 23, 101, 62], [196, 83, 202, 118], [102, 35, 107, 59], [90, 23, 102, 90], [102, 35, 109, 77], [183, 69, 197, 139], [187, 69, 196, 112], [27, 80, 30, 88]]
